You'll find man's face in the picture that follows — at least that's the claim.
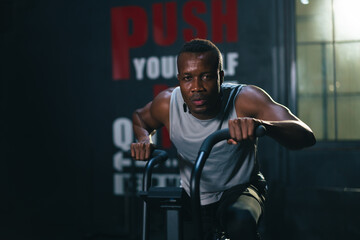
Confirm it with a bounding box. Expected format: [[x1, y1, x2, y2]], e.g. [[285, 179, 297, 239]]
[[177, 51, 224, 120]]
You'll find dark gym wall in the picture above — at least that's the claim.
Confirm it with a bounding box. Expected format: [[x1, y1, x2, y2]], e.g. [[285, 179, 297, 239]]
[[4, 1, 358, 240], [0, 0, 274, 239]]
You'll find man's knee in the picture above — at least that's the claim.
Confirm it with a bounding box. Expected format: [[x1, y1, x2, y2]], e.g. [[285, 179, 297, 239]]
[[226, 208, 258, 240]]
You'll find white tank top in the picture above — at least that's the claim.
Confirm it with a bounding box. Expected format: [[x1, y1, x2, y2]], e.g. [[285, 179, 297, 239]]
[[169, 83, 257, 205]]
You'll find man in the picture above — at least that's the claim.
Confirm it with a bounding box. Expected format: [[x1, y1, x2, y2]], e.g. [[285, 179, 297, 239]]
[[131, 39, 316, 239]]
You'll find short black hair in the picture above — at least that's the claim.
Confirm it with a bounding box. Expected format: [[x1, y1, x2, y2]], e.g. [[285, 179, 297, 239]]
[[178, 38, 223, 71]]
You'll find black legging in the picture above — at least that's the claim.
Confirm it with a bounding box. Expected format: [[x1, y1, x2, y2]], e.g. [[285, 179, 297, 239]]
[[200, 183, 265, 240]]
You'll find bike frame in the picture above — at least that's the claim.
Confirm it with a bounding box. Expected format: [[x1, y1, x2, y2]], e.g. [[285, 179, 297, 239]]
[[190, 126, 266, 239], [140, 125, 266, 240]]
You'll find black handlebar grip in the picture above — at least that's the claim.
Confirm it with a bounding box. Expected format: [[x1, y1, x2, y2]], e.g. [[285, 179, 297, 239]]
[[255, 124, 266, 137], [198, 125, 267, 155]]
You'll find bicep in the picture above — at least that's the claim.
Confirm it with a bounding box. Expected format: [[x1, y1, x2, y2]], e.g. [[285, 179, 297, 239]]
[[135, 101, 164, 132], [236, 85, 298, 121], [259, 101, 298, 121], [134, 88, 172, 133]]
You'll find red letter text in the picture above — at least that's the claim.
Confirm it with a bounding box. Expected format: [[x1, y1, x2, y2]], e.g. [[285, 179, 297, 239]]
[[111, 6, 148, 80], [211, 0, 238, 43]]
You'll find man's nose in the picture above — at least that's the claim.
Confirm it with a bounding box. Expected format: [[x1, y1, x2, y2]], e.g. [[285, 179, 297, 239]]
[[191, 78, 204, 92]]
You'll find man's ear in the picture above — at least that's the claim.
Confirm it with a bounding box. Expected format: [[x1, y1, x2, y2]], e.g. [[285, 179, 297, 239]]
[[220, 70, 224, 84]]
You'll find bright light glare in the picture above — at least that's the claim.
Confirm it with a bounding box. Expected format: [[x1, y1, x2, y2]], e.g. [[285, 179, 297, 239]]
[[334, 0, 360, 40], [300, 0, 309, 5]]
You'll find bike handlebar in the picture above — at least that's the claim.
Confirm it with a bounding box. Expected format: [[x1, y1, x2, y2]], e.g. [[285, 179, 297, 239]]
[[198, 125, 266, 155], [143, 149, 168, 191], [190, 125, 266, 240]]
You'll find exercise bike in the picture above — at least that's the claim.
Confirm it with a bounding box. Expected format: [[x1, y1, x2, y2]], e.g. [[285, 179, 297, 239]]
[[139, 126, 266, 240]]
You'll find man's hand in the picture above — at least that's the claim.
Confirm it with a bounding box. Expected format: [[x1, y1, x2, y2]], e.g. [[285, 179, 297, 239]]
[[130, 140, 155, 161], [227, 117, 262, 144]]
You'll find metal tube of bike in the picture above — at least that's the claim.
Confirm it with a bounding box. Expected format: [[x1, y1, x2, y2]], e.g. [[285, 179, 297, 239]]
[[190, 125, 266, 240], [142, 149, 168, 240]]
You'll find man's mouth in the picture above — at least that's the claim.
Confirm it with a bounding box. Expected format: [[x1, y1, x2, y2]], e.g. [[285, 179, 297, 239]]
[[190, 94, 208, 106], [192, 99, 206, 106]]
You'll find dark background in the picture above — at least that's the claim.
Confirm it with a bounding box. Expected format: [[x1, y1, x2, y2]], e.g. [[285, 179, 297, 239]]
[[1, 0, 359, 239]]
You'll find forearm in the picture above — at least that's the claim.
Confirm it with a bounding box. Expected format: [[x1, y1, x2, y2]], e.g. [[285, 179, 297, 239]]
[[260, 120, 316, 150], [132, 110, 153, 143]]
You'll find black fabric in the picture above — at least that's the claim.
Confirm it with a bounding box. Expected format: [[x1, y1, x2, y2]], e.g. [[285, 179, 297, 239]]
[[183, 173, 267, 240]]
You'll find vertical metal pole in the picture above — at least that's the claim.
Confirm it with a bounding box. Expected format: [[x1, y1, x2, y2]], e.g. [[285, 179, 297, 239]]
[[141, 150, 168, 240], [167, 209, 182, 240], [142, 202, 149, 240], [331, 0, 338, 140], [321, 43, 329, 139]]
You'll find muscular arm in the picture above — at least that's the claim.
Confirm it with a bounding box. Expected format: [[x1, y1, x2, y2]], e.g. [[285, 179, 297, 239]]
[[131, 88, 173, 160], [230, 85, 316, 150]]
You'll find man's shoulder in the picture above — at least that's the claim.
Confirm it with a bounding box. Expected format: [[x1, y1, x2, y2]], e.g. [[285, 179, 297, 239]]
[[234, 85, 272, 117], [151, 87, 178, 113], [150, 87, 176, 126], [154, 87, 176, 101], [221, 82, 244, 90], [236, 85, 268, 99]]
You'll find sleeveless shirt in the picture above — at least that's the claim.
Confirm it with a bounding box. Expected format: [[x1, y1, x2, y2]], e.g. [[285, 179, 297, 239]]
[[169, 83, 257, 205]]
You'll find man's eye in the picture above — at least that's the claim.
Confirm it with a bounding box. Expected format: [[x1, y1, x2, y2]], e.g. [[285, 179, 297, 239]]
[[202, 74, 213, 80], [183, 76, 191, 81]]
